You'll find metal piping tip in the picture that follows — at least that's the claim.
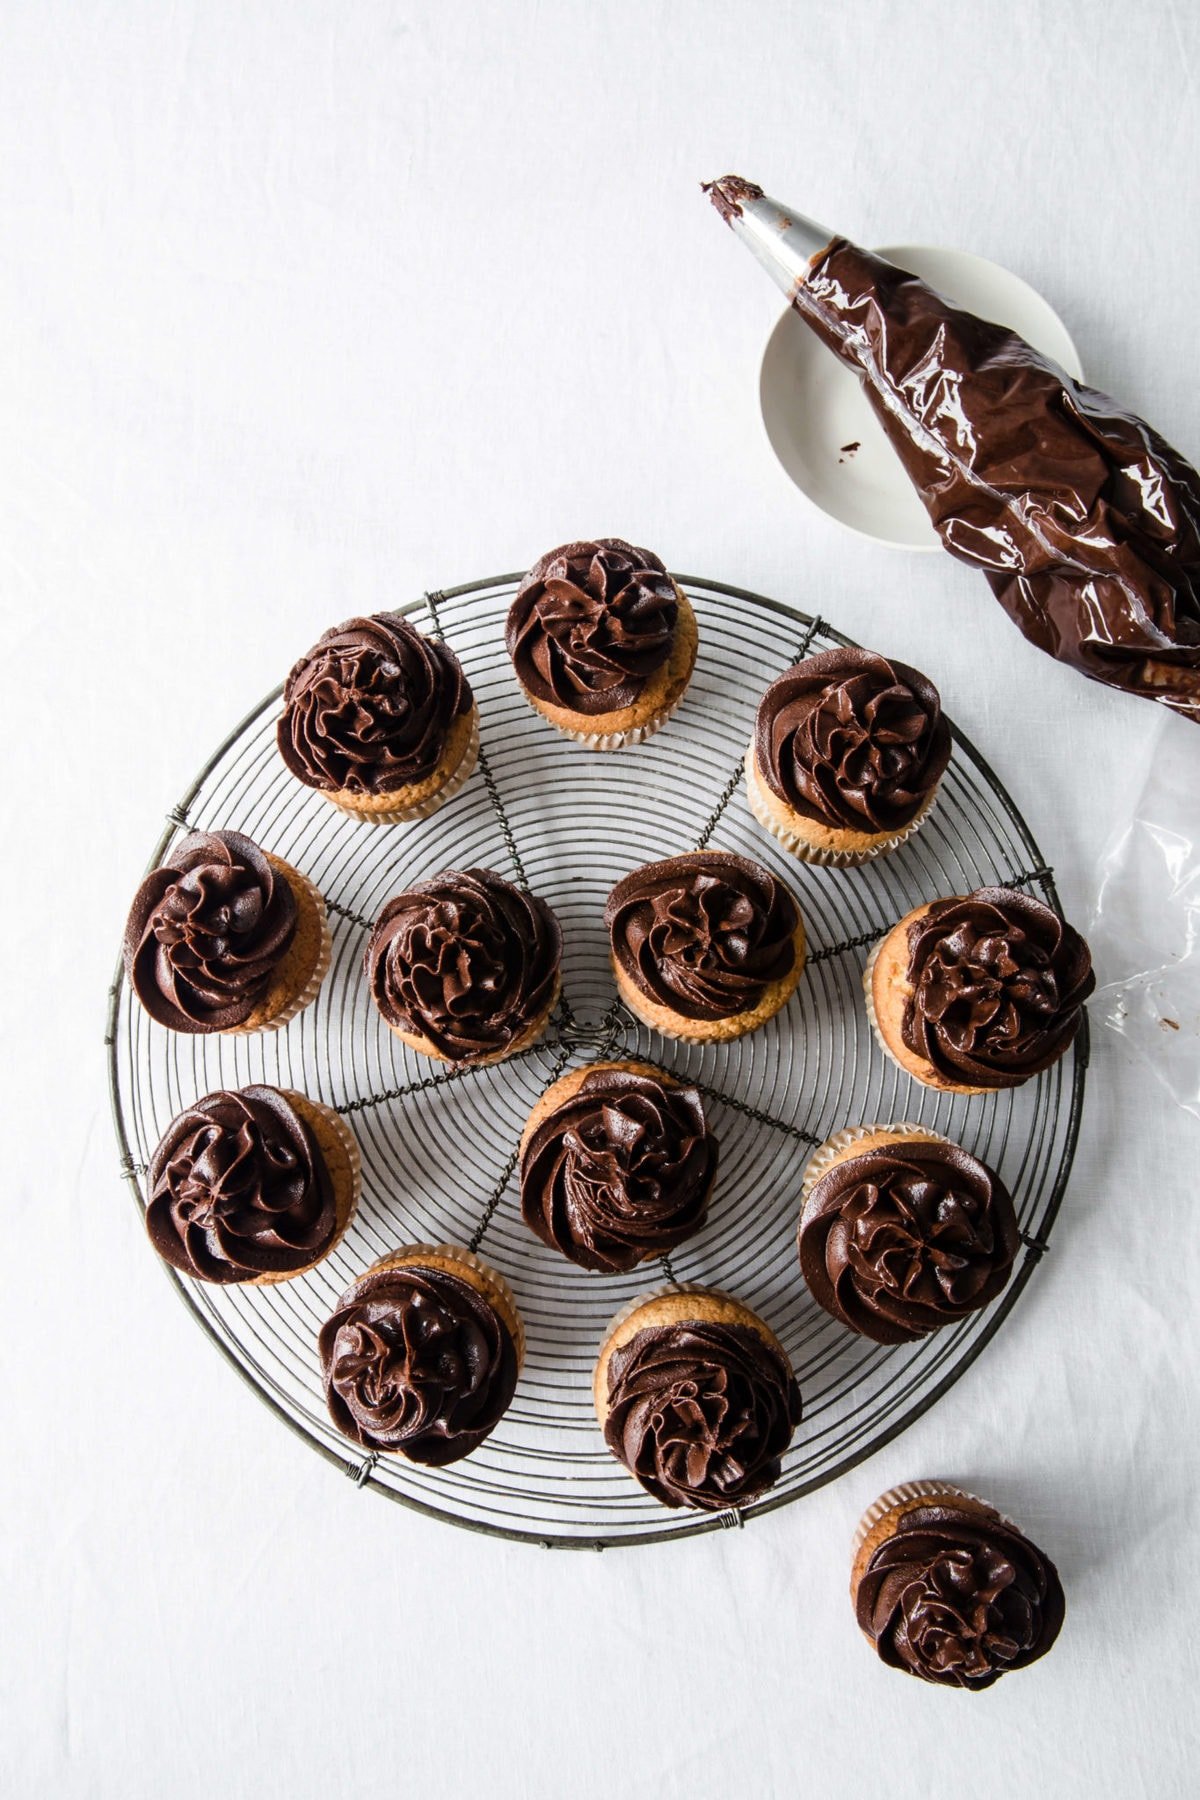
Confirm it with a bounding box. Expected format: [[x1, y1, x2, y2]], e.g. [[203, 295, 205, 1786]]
[[702, 176, 836, 299]]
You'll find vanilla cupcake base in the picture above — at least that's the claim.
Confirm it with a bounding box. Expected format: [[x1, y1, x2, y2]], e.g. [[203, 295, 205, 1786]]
[[851, 1481, 1008, 1586], [610, 921, 806, 1044], [369, 1243, 525, 1367], [227, 858, 331, 1034], [384, 978, 561, 1068], [519, 1059, 682, 1158], [323, 705, 479, 825], [253, 1090, 362, 1284], [520, 589, 699, 751], [593, 1284, 787, 1428], [799, 1121, 953, 1222], [863, 919, 991, 1095], [745, 744, 939, 867]]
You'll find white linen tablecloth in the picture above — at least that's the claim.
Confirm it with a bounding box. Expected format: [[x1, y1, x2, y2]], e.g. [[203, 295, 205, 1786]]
[[4, 3, 1197, 1794]]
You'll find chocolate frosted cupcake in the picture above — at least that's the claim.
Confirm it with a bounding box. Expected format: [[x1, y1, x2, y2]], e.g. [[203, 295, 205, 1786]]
[[746, 648, 950, 866], [319, 1245, 522, 1465], [146, 1085, 359, 1284], [123, 830, 329, 1033], [520, 1061, 718, 1272], [797, 1125, 1020, 1343], [851, 1483, 1065, 1688], [865, 886, 1094, 1092], [365, 867, 562, 1065], [505, 538, 697, 749], [605, 850, 805, 1042], [594, 1287, 802, 1510], [278, 612, 477, 823]]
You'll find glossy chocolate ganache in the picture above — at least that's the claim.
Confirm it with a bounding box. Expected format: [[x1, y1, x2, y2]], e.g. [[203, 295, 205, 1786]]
[[278, 613, 472, 794], [604, 1320, 802, 1510], [856, 1498, 1065, 1688], [123, 830, 297, 1033], [605, 852, 799, 1021], [755, 648, 950, 832], [799, 1138, 1019, 1342], [708, 179, 1200, 721], [365, 868, 561, 1062], [901, 888, 1094, 1088], [320, 1263, 518, 1464], [505, 539, 678, 715], [521, 1066, 718, 1272], [146, 1086, 338, 1283]]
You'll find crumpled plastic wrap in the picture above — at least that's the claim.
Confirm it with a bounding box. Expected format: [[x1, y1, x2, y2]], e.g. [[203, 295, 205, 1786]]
[[1090, 715, 1200, 1118]]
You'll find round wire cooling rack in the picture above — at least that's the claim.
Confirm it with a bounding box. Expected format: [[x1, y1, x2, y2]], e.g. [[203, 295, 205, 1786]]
[[107, 573, 1088, 1549]]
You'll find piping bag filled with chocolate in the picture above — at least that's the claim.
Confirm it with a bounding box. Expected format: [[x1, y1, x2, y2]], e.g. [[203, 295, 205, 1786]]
[[705, 176, 1200, 722]]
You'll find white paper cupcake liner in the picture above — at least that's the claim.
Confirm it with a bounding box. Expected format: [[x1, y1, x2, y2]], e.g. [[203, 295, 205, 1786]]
[[851, 1481, 1008, 1561], [228, 864, 331, 1034], [324, 711, 480, 825], [286, 1090, 363, 1205], [616, 1001, 760, 1046], [744, 744, 939, 867], [367, 1242, 525, 1366], [613, 953, 801, 1046], [254, 1091, 362, 1283], [535, 681, 689, 752], [386, 979, 560, 1069], [798, 1121, 954, 1222]]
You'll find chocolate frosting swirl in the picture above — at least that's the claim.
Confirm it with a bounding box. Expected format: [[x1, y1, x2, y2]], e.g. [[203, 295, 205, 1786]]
[[755, 647, 951, 832], [903, 888, 1094, 1087], [604, 1321, 802, 1510], [505, 539, 677, 714], [365, 868, 562, 1063], [146, 1086, 337, 1283], [278, 613, 471, 795], [319, 1264, 518, 1464], [605, 852, 799, 1021], [799, 1139, 1019, 1342], [856, 1499, 1065, 1687], [521, 1067, 718, 1272], [123, 831, 297, 1033]]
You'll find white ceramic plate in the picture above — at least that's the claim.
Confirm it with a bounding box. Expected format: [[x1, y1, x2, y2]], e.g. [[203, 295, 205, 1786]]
[[759, 244, 1084, 551]]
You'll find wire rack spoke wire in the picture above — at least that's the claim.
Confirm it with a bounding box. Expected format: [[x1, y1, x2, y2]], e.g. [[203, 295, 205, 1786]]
[[108, 573, 1086, 1548]]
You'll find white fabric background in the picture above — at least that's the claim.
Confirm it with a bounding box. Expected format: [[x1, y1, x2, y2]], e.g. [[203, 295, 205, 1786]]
[[4, 2, 1198, 1794]]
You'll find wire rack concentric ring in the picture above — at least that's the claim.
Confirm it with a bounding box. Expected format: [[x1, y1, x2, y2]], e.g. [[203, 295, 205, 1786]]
[[107, 573, 1087, 1548]]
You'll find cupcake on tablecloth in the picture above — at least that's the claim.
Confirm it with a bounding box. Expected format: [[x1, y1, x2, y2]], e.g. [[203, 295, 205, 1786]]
[[278, 612, 477, 823], [364, 868, 562, 1065], [505, 538, 697, 748], [145, 1085, 360, 1284], [319, 1246, 522, 1465], [746, 647, 950, 866], [593, 1286, 802, 1510], [851, 1483, 1065, 1688], [797, 1124, 1020, 1342], [519, 1061, 719, 1272], [605, 850, 805, 1042], [123, 829, 329, 1033], [865, 886, 1094, 1092]]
